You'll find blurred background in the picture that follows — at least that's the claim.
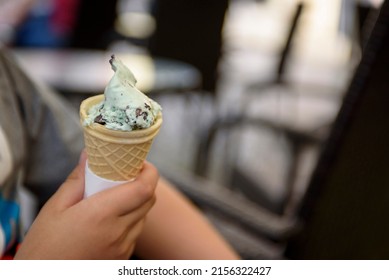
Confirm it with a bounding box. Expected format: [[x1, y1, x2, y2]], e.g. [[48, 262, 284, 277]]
[[1, 0, 387, 259]]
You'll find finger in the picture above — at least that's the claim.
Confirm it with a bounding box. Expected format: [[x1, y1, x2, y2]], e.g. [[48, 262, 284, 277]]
[[48, 151, 87, 209], [119, 195, 156, 227], [89, 162, 159, 216]]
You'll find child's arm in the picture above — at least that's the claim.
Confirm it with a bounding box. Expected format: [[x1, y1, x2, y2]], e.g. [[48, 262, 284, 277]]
[[135, 178, 240, 260]]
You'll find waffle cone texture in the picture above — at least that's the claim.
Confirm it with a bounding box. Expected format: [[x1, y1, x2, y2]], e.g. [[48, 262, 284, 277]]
[[80, 94, 162, 181]]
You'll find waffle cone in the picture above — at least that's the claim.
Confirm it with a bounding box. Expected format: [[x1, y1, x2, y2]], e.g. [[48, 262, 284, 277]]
[[80, 95, 162, 181]]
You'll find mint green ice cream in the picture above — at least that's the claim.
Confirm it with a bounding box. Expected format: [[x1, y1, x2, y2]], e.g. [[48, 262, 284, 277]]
[[84, 55, 162, 131]]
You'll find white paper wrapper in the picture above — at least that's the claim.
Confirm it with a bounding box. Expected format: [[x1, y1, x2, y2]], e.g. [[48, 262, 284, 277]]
[[84, 160, 128, 198]]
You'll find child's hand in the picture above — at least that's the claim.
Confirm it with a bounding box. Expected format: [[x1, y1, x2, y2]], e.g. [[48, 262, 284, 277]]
[[15, 152, 158, 259]]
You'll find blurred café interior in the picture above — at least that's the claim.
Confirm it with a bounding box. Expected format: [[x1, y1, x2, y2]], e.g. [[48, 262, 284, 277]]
[[2, 0, 389, 259]]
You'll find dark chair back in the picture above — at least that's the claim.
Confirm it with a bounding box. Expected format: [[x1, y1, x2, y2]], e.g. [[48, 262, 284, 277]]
[[285, 0, 389, 259], [147, 0, 229, 92]]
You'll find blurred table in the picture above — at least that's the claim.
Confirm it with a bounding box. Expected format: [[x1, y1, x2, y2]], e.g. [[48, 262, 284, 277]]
[[11, 48, 201, 95]]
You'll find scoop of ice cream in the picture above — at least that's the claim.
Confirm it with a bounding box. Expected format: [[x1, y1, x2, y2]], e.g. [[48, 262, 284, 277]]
[[84, 55, 162, 131]]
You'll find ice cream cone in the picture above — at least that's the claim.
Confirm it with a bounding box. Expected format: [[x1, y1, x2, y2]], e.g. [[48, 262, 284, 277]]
[[80, 94, 162, 181]]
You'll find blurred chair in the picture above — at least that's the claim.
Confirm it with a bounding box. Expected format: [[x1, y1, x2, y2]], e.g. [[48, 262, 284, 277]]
[[195, 2, 322, 214], [195, 1, 361, 215], [161, 0, 389, 259]]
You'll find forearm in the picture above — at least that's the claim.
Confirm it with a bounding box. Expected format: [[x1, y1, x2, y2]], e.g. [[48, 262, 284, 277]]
[[135, 178, 240, 260]]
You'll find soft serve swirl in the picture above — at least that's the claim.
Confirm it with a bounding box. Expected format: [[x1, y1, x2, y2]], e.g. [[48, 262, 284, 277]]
[[84, 55, 162, 131]]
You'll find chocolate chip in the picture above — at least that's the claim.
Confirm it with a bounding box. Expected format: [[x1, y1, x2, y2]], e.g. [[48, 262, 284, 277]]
[[94, 115, 106, 125], [142, 111, 148, 120], [109, 54, 115, 65]]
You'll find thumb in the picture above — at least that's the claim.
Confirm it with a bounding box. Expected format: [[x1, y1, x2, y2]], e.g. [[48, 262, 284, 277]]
[[48, 150, 87, 209]]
